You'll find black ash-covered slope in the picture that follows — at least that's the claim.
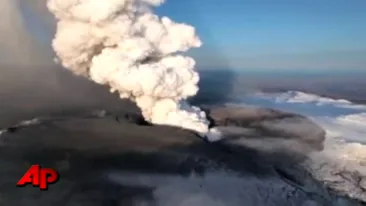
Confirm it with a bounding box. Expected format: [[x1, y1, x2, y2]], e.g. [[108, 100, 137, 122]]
[[0, 106, 363, 206]]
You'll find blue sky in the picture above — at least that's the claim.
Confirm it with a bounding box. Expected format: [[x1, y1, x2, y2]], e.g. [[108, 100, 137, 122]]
[[156, 0, 366, 71]]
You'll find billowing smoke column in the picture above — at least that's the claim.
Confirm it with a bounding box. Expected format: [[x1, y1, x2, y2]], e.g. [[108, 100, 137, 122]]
[[46, 0, 220, 139]]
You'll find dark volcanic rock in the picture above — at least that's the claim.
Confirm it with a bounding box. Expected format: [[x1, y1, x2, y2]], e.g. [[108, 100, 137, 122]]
[[206, 105, 326, 164], [209, 105, 325, 145]]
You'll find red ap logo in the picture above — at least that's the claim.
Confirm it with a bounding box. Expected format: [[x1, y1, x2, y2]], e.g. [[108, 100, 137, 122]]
[[16, 164, 60, 190]]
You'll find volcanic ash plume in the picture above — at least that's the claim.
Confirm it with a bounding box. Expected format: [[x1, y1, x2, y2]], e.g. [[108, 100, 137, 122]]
[[46, 0, 220, 139]]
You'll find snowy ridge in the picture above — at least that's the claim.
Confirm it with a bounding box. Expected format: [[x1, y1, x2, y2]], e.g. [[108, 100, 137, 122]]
[[306, 138, 366, 201], [241, 90, 366, 202], [337, 113, 366, 125], [256, 91, 366, 109]]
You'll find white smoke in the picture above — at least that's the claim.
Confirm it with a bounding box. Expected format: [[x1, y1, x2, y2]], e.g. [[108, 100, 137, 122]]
[[46, 0, 220, 139]]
